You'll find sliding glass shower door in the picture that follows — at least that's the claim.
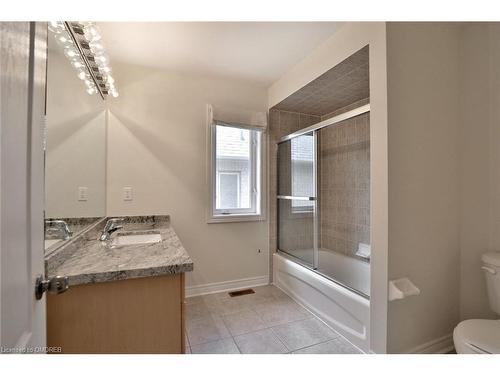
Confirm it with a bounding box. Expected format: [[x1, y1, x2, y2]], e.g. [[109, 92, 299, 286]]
[[276, 106, 371, 298], [277, 132, 318, 269]]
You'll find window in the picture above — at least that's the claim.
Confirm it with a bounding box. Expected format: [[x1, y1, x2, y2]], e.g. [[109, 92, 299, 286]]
[[291, 134, 315, 212], [217, 172, 241, 208], [209, 123, 263, 221]]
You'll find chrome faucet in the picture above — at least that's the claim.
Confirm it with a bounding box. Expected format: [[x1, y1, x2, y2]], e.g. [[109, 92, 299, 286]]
[[45, 219, 73, 240], [100, 218, 124, 241]]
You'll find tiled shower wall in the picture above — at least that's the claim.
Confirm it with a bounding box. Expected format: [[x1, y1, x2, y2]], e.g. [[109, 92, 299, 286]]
[[268, 98, 370, 279], [319, 104, 370, 261]]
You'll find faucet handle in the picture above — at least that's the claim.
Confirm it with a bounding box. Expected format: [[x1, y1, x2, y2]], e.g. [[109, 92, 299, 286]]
[[105, 217, 124, 229], [100, 218, 125, 241], [108, 225, 123, 235]]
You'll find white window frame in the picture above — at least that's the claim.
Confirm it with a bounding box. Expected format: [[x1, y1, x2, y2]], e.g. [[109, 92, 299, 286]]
[[207, 121, 265, 223]]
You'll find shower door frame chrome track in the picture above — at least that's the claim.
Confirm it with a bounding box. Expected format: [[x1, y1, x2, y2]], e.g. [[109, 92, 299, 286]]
[[276, 102, 371, 277], [312, 130, 319, 270], [278, 103, 370, 144]]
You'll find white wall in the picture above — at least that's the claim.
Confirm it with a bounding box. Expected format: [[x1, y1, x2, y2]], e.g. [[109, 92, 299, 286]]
[[45, 43, 106, 218], [386, 22, 500, 353], [459, 23, 500, 321], [106, 63, 269, 289], [268, 22, 389, 353], [386, 22, 462, 353]]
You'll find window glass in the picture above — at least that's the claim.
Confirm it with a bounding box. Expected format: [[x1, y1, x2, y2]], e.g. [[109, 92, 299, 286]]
[[218, 172, 240, 209], [212, 124, 261, 217], [291, 134, 315, 210]]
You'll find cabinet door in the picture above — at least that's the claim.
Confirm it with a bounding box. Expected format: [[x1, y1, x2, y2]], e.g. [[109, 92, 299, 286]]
[[47, 274, 183, 353]]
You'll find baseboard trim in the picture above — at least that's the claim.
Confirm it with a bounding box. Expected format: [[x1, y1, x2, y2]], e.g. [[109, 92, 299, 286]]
[[186, 275, 269, 298], [407, 333, 455, 354]]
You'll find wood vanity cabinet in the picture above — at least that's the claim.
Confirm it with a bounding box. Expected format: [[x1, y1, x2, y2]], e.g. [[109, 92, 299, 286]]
[[47, 273, 186, 353]]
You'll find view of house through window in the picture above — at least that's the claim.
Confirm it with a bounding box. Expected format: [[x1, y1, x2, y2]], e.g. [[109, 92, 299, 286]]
[[213, 124, 261, 217], [291, 133, 315, 210], [218, 172, 240, 208]]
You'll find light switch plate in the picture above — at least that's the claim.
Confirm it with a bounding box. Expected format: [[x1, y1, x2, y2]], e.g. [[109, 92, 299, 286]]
[[123, 187, 133, 201], [78, 187, 88, 201]]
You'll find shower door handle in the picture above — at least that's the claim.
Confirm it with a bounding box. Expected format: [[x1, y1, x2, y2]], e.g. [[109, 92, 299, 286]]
[[277, 195, 316, 201]]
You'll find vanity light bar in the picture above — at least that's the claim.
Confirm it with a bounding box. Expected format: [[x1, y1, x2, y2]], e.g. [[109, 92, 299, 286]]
[[47, 21, 119, 98]]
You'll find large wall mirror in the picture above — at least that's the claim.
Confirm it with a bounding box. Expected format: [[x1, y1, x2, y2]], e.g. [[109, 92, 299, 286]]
[[44, 26, 107, 252]]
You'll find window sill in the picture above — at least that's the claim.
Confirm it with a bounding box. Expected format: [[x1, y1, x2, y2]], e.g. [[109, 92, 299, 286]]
[[207, 213, 265, 224]]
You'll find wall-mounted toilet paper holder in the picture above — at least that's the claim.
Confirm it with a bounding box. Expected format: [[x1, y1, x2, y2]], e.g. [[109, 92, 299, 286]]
[[388, 278, 420, 301]]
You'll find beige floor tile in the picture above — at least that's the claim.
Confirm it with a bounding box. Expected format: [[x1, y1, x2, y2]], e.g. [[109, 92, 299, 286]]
[[235, 291, 276, 305], [187, 291, 230, 306], [234, 328, 288, 354], [185, 295, 204, 305], [191, 338, 240, 354], [292, 337, 361, 354], [271, 291, 293, 302], [250, 288, 293, 307], [222, 309, 268, 336], [185, 300, 213, 322], [201, 292, 229, 303], [252, 299, 311, 327], [271, 318, 338, 351], [249, 285, 287, 298], [186, 286, 348, 354], [208, 296, 253, 315], [186, 314, 231, 346]]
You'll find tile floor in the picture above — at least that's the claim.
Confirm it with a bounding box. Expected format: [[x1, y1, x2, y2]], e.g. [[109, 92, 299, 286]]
[[185, 285, 362, 354]]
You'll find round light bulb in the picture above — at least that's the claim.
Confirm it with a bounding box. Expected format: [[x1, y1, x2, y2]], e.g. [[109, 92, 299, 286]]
[[95, 54, 108, 64], [55, 33, 73, 46], [72, 60, 83, 69], [77, 70, 87, 80], [89, 42, 104, 54], [110, 90, 119, 98], [83, 24, 102, 43], [63, 46, 78, 59]]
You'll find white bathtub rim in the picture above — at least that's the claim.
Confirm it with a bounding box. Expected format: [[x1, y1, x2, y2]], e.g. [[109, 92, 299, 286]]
[[277, 249, 371, 299]]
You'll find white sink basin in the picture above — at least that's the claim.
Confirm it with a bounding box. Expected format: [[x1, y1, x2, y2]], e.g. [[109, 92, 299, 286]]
[[111, 232, 162, 247]]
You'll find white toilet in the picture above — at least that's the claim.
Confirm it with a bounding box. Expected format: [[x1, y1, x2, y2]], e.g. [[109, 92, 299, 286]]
[[453, 251, 500, 353]]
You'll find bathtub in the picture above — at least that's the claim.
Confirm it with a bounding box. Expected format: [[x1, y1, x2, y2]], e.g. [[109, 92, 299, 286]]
[[273, 250, 370, 352]]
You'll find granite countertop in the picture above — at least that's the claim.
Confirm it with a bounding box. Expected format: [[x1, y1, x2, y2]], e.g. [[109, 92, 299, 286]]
[[45, 215, 193, 286]]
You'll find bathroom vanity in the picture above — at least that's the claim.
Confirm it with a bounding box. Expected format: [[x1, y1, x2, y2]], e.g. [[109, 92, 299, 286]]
[[45, 216, 193, 353]]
